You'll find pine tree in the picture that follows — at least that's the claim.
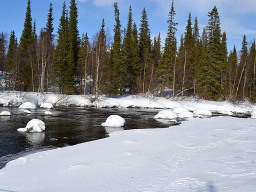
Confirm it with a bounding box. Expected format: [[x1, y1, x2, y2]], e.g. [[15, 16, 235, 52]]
[[157, 0, 177, 95], [0, 32, 6, 72], [18, 0, 34, 90], [248, 40, 256, 101], [139, 8, 152, 93], [109, 2, 122, 95], [46, 2, 54, 41]]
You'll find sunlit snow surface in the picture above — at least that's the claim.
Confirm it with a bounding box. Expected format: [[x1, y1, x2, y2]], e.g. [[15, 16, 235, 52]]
[[0, 117, 255, 192]]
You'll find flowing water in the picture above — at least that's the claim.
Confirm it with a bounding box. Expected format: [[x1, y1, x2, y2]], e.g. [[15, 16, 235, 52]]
[[0, 107, 178, 169]]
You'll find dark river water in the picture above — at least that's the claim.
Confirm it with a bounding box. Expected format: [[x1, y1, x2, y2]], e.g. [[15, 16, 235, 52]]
[[0, 107, 177, 169]]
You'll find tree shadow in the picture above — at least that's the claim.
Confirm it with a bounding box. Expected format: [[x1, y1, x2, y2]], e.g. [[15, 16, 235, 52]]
[[0, 189, 18, 192], [207, 181, 217, 192]]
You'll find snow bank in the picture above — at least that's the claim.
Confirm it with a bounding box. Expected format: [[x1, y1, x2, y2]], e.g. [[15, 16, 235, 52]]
[[177, 111, 193, 120], [0, 111, 11, 116], [40, 103, 53, 109], [17, 119, 45, 133], [1, 117, 256, 192], [193, 109, 212, 118], [23, 109, 31, 114], [44, 111, 53, 116], [19, 102, 37, 109], [101, 115, 125, 127], [251, 110, 256, 118], [154, 110, 177, 120]]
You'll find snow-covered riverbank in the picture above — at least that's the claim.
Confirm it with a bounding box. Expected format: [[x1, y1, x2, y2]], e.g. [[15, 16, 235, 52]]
[[0, 117, 255, 192]]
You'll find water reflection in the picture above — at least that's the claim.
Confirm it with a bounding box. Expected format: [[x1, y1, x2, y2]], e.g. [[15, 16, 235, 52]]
[[25, 132, 45, 145], [104, 127, 124, 134]]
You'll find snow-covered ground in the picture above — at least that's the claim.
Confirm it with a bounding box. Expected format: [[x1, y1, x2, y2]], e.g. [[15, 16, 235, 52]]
[[0, 117, 255, 192], [0, 91, 256, 191]]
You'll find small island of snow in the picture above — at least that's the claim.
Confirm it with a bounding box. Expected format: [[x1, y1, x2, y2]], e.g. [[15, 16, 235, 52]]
[[40, 103, 53, 109], [193, 109, 212, 118], [154, 110, 177, 120], [19, 102, 37, 109], [17, 119, 45, 133], [101, 115, 125, 127], [0, 111, 11, 116]]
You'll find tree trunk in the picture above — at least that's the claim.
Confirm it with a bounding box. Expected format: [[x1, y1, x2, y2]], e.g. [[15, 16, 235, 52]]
[[172, 56, 177, 98]]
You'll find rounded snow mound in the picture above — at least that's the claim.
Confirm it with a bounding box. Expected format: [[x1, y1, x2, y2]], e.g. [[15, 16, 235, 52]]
[[23, 109, 31, 114], [19, 102, 37, 109], [154, 110, 177, 120], [251, 110, 256, 118], [193, 109, 212, 118], [101, 115, 125, 127], [173, 107, 189, 114], [40, 103, 53, 109], [178, 111, 193, 120], [0, 111, 11, 116], [17, 119, 45, 133], [44, 111, 53, 116]]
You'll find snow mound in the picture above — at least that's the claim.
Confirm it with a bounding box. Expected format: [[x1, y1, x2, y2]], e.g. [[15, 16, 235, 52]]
[[23, 109, 31, 114], [154, 110, 177, 120], [173, 107, 189, 114], [44, 111, 53, 116], [17, 119, 45, 133], [0, 111, 11, 116], [40, 103, 53, 109], [178, 111, 193, 120], [101, 115, 125, 127], [251, 110, 256, 118], [193, 109, 212, 118], [19, 102, 37, 109]]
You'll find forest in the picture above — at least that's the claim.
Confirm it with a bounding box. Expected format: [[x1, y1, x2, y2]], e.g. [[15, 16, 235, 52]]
[[0, 0, 255, 102]]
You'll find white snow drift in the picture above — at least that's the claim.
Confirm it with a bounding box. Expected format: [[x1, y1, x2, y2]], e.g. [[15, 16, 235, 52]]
[[40, 103, 53, 109], [0, 111, 11, 116], [154, 109, 177, 120], [101, 115, 125, 127], [17, 119, 45, 133], [19, 102, 37, 109], [193, 109, 212, 118]]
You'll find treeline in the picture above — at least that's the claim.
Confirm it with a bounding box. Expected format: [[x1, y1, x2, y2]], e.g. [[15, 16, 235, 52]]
[[0, 0, 256, 102]]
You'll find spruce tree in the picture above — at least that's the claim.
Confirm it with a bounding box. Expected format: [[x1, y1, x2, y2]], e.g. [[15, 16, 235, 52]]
[[54, 2, 72, 93], [46, 2, 54, 41], [19, 0, 34, 90], [0, 32, 6, 72], [198, 6, 222, 100], [157, 0, 177, 95], [109, 2, 122, 95], [139, 8, 152, 93], [69, 0, 80, 80]]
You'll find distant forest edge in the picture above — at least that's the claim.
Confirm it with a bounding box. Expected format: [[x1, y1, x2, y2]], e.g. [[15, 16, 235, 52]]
[[0, 0, 255, 102]]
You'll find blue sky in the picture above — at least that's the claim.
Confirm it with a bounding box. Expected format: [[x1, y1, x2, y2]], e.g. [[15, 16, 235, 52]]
[[1, 0, 256, 54]]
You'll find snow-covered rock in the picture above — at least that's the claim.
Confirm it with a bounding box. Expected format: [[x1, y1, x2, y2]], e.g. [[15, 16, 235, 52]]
[[0, 111, 11, 116], [40, 103, 53, 109], [193, 109, 212, 118], [19, 102, 37, 109], [101, 115, 125, 127], [251, 110, 256, 118], [44, 111, 53, 116], [178, 111, 193, 120], [17, 119, 45, 133], [154, 110, 177, 120]]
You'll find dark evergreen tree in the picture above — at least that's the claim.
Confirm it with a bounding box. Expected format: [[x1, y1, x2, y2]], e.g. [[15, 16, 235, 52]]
[[54, 2, 73, 93], [69, 0, 80, 80], [0, 32, 6, 72], [157, 0, 177, 95], [139, 8, 152, 93], [198, 6, 222, 100], [46, 2, 54, 41], [109, 2, 122, 95], [18, 0, 34, 90]]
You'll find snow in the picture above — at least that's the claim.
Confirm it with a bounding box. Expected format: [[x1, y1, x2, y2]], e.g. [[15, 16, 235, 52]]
[[177, 111, 194, 120], [154, 109, 177, 120], [19, 102, 37, 109], [251, 110, 256, 118], [0, 117, 256, 192], [40, 103, 53, 109], [44, 111, 53, 116], [0, 111, 11, 116], [17, 119, 45, 133], [101, 115, 125, 127], [23, 109, 31, 114], [193, 109, 212, 118]]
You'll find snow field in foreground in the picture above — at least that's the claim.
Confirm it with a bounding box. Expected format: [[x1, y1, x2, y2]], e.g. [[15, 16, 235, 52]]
[[0, 117, 255, 192]]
